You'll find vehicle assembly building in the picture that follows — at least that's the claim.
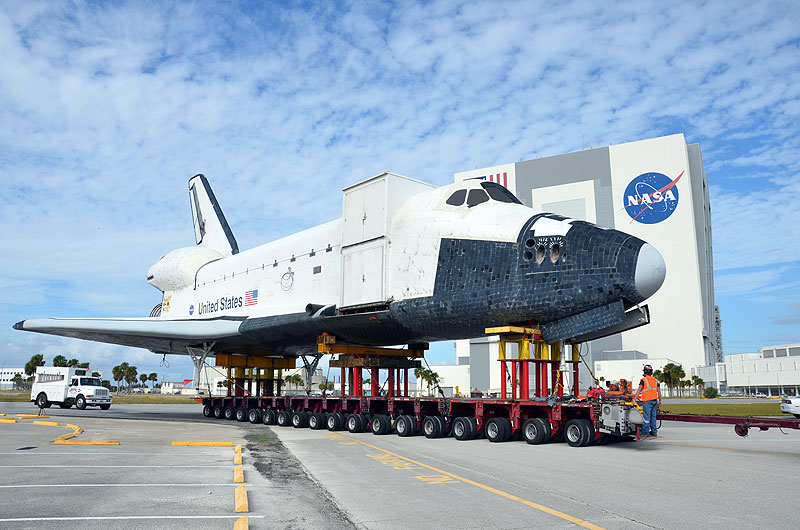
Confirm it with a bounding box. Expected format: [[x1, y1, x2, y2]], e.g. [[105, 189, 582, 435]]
[[448, 134, 717, 393]]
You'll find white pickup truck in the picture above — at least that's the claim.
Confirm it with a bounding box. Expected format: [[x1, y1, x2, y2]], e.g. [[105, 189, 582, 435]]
[[30, 366, 112, 410]]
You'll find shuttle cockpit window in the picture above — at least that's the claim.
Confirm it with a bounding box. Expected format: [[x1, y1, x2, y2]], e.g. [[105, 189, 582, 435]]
[[446, 189, 467, 206], [467, 189, 489, 207], [480, 182, 522, 204]]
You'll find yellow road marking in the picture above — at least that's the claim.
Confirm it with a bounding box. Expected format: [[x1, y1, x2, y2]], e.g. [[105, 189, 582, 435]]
[[33, 421, 60, 426], [658, 441, 800, 458], [171, 441, 235, 447], [233, 452, 243, 465], [234, 516, 249, 530], [0, 418, 18, 423], [333, 433, 607, 530], [234, 443, 242, 453], [17, 414, 48, 419], [234, 464, 244, 483], [54, 440, 120, 445], [235, 484, 249, 513]]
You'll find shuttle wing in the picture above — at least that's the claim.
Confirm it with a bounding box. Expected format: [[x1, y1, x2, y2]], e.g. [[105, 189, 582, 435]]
[[13, 317, 244, 355]]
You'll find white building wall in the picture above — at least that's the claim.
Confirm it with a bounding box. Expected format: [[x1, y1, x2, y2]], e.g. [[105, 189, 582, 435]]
[[0, 368, 25, 390]]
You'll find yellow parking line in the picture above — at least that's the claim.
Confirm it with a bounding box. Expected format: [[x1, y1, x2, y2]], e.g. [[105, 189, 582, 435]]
[[171, 441, 235, 447], [54, 440, 120, 445], [334, 433, 607, 530], [234, 443, 242, 453], [233, 452, 242, 465], [0, 418, 18, 423], [33, 421, 61, 427], [234, 516, 249, 530], [234, 484, 249, 513], [16, 414, 48, 419], [234, 464, 244, 483]]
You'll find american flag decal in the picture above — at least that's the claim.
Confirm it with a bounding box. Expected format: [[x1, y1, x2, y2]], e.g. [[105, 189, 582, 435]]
[[245, 289, 258, 306]]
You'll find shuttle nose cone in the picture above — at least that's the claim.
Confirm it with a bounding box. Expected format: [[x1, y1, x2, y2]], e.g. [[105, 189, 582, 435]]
[[634, 243, 666, 300]]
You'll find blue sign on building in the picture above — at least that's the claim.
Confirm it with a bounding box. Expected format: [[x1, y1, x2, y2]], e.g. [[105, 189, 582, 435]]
[[623, 171, 681, 224]]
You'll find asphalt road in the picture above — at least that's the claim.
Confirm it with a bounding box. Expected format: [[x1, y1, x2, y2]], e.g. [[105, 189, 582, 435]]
[[2, 402, 797, 530]]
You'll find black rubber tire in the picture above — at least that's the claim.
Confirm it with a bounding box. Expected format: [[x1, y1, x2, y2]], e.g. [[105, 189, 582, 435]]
[[291, 411, 308, 428], [565, 419, 589, 447], [213, 405, 224, 419], [99, 404, 111, 410], [224, 407, 235, 420], [276, 410, 291, 426], [309, 412, 325, 430], [59, 403, 72, 409], [262, 409, 277, 425], [36, 393, 48, 409], [371, 414, 391, 435], [422, 416, 442, 439], [327, 412, 344, 431], [453, 417, 473, 441], [203, 405, 213, 417], [794, 414, 800, 419], [486, 418, 511, 443], [433, 416, 448, 437], [347, 413, 364, 433], [522, 418, 550, 445], [248, 408, 262, 424], [75, 395, 87, 410], [360, 414, 372, 432], [578, 419, 594, 446], [395, 415, 415, 437], [235, 408, 248, 422]]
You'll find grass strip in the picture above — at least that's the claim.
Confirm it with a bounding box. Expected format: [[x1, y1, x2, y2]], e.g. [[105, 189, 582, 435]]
[[659, 402, 783, 417]]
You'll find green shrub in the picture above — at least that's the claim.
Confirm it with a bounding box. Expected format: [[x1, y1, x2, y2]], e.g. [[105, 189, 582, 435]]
[[703, 387, 719, 399]]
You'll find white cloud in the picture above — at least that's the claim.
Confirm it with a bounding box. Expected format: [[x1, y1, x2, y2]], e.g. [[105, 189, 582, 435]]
[[1, 0, 799, 376]]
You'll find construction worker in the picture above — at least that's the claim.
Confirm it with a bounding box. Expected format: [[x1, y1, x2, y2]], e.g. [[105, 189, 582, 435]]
[[631, 364, 661, 438]]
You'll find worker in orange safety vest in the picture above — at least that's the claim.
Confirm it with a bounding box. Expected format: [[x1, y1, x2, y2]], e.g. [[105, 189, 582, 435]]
[[631, 364, 662, 438]]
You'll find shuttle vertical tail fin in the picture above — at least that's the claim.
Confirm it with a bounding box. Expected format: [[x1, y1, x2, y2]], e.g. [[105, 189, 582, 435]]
[[188, 174, 239, 256]]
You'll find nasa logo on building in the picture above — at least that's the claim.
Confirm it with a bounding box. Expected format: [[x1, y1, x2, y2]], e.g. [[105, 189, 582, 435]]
[[622, 171, 682, 224]]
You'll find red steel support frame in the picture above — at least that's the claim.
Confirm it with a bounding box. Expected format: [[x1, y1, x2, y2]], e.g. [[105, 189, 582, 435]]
[[403, 368, 409, 397], [340, 367, 346, 398], [510, 361, 517, 400], [387, 369, 395, 397], [371, 368, 379, 397], [500, 361, 508, 399]]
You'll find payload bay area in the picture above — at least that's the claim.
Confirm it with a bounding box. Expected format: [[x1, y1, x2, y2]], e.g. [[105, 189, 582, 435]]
[[0, 402, 797, 530]]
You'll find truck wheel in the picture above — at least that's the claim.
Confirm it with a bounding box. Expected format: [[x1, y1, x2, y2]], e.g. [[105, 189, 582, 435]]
[[371, 414, 391, 435], [203, 405, 213, 417], [75, 395, 87, 410], [99, 404, 111, 410], [235, 408, 248, 422], [213, 406, 224, 419], [453, 417, 472, 441], [291, 411, 308, 428], [327, 412, 344, 431], [565, 419, 590, 447], [422, 416, 442, 439], [262, 409, 277, 425], [578, 419, 594, 446], [36, 393, 49, 409], [276, 410, 291, 426], [523, 418, 550, 445], [433, 416, 448, 437], [347, 413, 364, 433], [395, 415, 415, 437], [309, 412, 325, 430], [224, 407, 235, 420], [248, 409, 262, 424], [486, 418, 511, 443]]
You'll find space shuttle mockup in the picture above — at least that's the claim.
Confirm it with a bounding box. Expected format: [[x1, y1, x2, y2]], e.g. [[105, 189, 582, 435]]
[[15, 171, 666, 359]]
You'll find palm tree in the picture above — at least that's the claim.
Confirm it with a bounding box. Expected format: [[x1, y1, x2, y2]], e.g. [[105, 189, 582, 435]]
[[139, 373, 148, 389], [24, 354, 45, 376], [283, 373, 304, 391], [111, 364, 126, 392], [67, 358, 80, 367], [691, 375, 705, 396], [414, 367, 441, 396], [148, 373, 158, 388], [52, 355, 68, 367], [124, 365, 138, 393]]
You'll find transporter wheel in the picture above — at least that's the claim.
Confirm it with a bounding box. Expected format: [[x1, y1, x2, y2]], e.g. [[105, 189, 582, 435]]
[[276, 410, 292, 427], [235, 408, 248, 422], [486, 418, 511, 443], [309, 412, 326, 430], [361, 414, 372, 433], [579, 419, 594, 446], [213, 406, 224, 419], [522, 418, 550, 445], [99, 404, 111, 410], [453, 417, 474, 441], [565, 419, 591, 447], [262, 409, 277, 425], [203, 405, 213, 417], [75, 395, 87, 410], [248, 409, 262, 424], [434, 416, 448, 437], [395, 415, 415, 437], [347, 413, 364, 433], [223, 407, 235, 420], [35, 393, 49, 409], [292, 411, 309, 428], [371, 414, 391, 435], [422, 416, 442, 439], [327, 412, 344, 431]]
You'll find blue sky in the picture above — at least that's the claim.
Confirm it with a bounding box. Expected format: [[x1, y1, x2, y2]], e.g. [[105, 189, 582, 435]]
[[1, 1, 798, 382]]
